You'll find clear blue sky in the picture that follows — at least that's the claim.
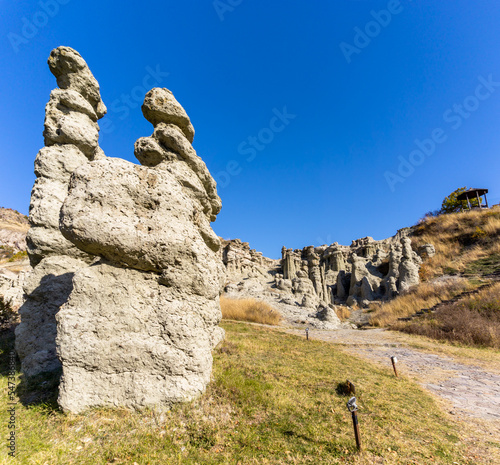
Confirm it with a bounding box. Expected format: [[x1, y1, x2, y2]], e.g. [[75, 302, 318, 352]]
[[1, 1, 499, 259]]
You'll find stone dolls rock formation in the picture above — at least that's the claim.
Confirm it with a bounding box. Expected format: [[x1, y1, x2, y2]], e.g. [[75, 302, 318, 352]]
[[221, 231, 431, 328], [16, 47, 224, 413], [280, 232, 424, 308]]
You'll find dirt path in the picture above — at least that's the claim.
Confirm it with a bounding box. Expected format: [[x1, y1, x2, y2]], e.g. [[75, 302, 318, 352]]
[[286, 327, 500, 463]]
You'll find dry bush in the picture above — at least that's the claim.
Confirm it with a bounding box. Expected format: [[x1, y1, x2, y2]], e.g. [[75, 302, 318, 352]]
[[220, 296, 281, 325], [370, 278, 473, 327], [395, 282, 500, 348], [335, 305, 351, 320]]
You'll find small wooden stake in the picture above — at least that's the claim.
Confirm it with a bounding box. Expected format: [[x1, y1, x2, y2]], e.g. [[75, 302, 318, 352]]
[[305, 327, 309, 340], [346, 380, 355, 395], [347, 397, 361, 451], [391, 356, 398, 377]]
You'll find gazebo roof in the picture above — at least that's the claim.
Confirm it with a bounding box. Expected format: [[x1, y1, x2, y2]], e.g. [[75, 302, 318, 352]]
[[456, 188, 488, 201]]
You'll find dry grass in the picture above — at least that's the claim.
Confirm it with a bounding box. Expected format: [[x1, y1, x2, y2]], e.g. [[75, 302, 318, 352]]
[[335, 305, 352, 320], [394, 282, 500, 348], [412, 206, 500, 279], [369, 278, 474, 327], [0, 322, 481, 464], [220, 296, 281, 325]]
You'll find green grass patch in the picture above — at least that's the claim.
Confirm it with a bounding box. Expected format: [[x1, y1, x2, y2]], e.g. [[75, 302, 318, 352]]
[[0, 322, 474, 464], [464, 253, 500, 276]]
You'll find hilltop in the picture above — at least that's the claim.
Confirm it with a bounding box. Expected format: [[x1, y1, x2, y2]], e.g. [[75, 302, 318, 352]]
[[369, 206, 500, 347]]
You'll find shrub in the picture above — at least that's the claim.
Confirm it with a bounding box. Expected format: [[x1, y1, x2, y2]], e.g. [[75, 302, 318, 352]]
[[220, 296, 281, 325], [8, 250, 28, 262]]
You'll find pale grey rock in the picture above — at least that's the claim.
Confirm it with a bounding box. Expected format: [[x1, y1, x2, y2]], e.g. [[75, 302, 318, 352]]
[[60, 158, 222, 299], [25, 226, 90, 267], [56, 261, 222, 413], [48, 46, 107, 118], [142, 87, 195, 143], [43, 89, 100, 158], [50, 76, 223, 412], [153, 123, 221, 221], [418, 243, 436, 259], [223, 227, 430, 327], [399, 237, 421, 293], [34, 145, 88, 183], [0, 270, 27, 311], [315, 306, 342, 325], [29, 178, 70, 230]]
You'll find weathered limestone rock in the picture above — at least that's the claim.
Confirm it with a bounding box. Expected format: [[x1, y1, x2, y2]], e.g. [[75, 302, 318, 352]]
[[56, 262, 221, 413], [223, 228, 432, 324], [47, 46, 107, 118], [0, 270, 27, 312], [16, 255, 82, 378], [399, 237, 422, 293], [55, 85, 224, 412], [60, 158, 222, 299], [221, 239, 276, 279], [17, 48, 224, 414], [17, 46, 106, 380], [418, 243, 436, 259], [142, 88, 195, 143], [315, 305, 342, 325]]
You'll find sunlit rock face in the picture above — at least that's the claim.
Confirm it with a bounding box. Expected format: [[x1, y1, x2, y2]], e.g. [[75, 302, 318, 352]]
[[16, 47, 225, 414]]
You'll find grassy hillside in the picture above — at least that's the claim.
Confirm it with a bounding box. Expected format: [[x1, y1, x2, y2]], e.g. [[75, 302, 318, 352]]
[[0, 207, 29, 264], [1, 322, 477, 464], [370, 207, 500, 347]]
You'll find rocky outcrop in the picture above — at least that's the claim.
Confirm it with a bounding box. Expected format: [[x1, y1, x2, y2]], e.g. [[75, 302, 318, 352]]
[[16, 47, 224, 414], [281, 232, 423, 308], [0, 208, 29, 252], [16, 47, 106, 382], [221, 239, 345, 329], [221, 230, 427, 329]]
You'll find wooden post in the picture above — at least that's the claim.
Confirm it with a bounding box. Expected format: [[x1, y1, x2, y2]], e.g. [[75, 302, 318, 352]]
[[466, 196, 471, 211], [485, 193, 490, 209], [391, 356, 398, 377], [352, 411, 361, 450], [347, 397, 361, 451], [476, 191, 482, 209], [305, 327, 309, 340], [346, 380, 355, 395]]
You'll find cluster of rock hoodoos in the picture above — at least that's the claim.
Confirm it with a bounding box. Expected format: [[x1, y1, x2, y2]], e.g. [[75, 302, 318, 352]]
[[221, 233, 434, 328]]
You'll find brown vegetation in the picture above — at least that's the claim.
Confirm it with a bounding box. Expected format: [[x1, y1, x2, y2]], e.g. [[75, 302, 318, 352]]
[[394, 282, 500, 348], [370, 207, 500, 330], [370, 278, 473, 327], [220, 296, 281, 325], [411, 206, 500, 279], [335, 305, 352, 320]]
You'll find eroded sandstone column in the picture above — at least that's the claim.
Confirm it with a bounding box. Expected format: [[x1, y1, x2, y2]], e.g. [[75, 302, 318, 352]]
[[56, 87, 225, 413], [15, 47, 106, 379]]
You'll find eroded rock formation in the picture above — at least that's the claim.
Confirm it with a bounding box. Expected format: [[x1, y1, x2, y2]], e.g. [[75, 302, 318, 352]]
[[221, 229, 427, 328], [281, 231, 423, 308], [16, 47, 105, 380], [16, 47, 224, 413]]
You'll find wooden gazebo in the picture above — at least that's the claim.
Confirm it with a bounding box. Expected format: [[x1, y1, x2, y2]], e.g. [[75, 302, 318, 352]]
[[456, 188, 489, 211]]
